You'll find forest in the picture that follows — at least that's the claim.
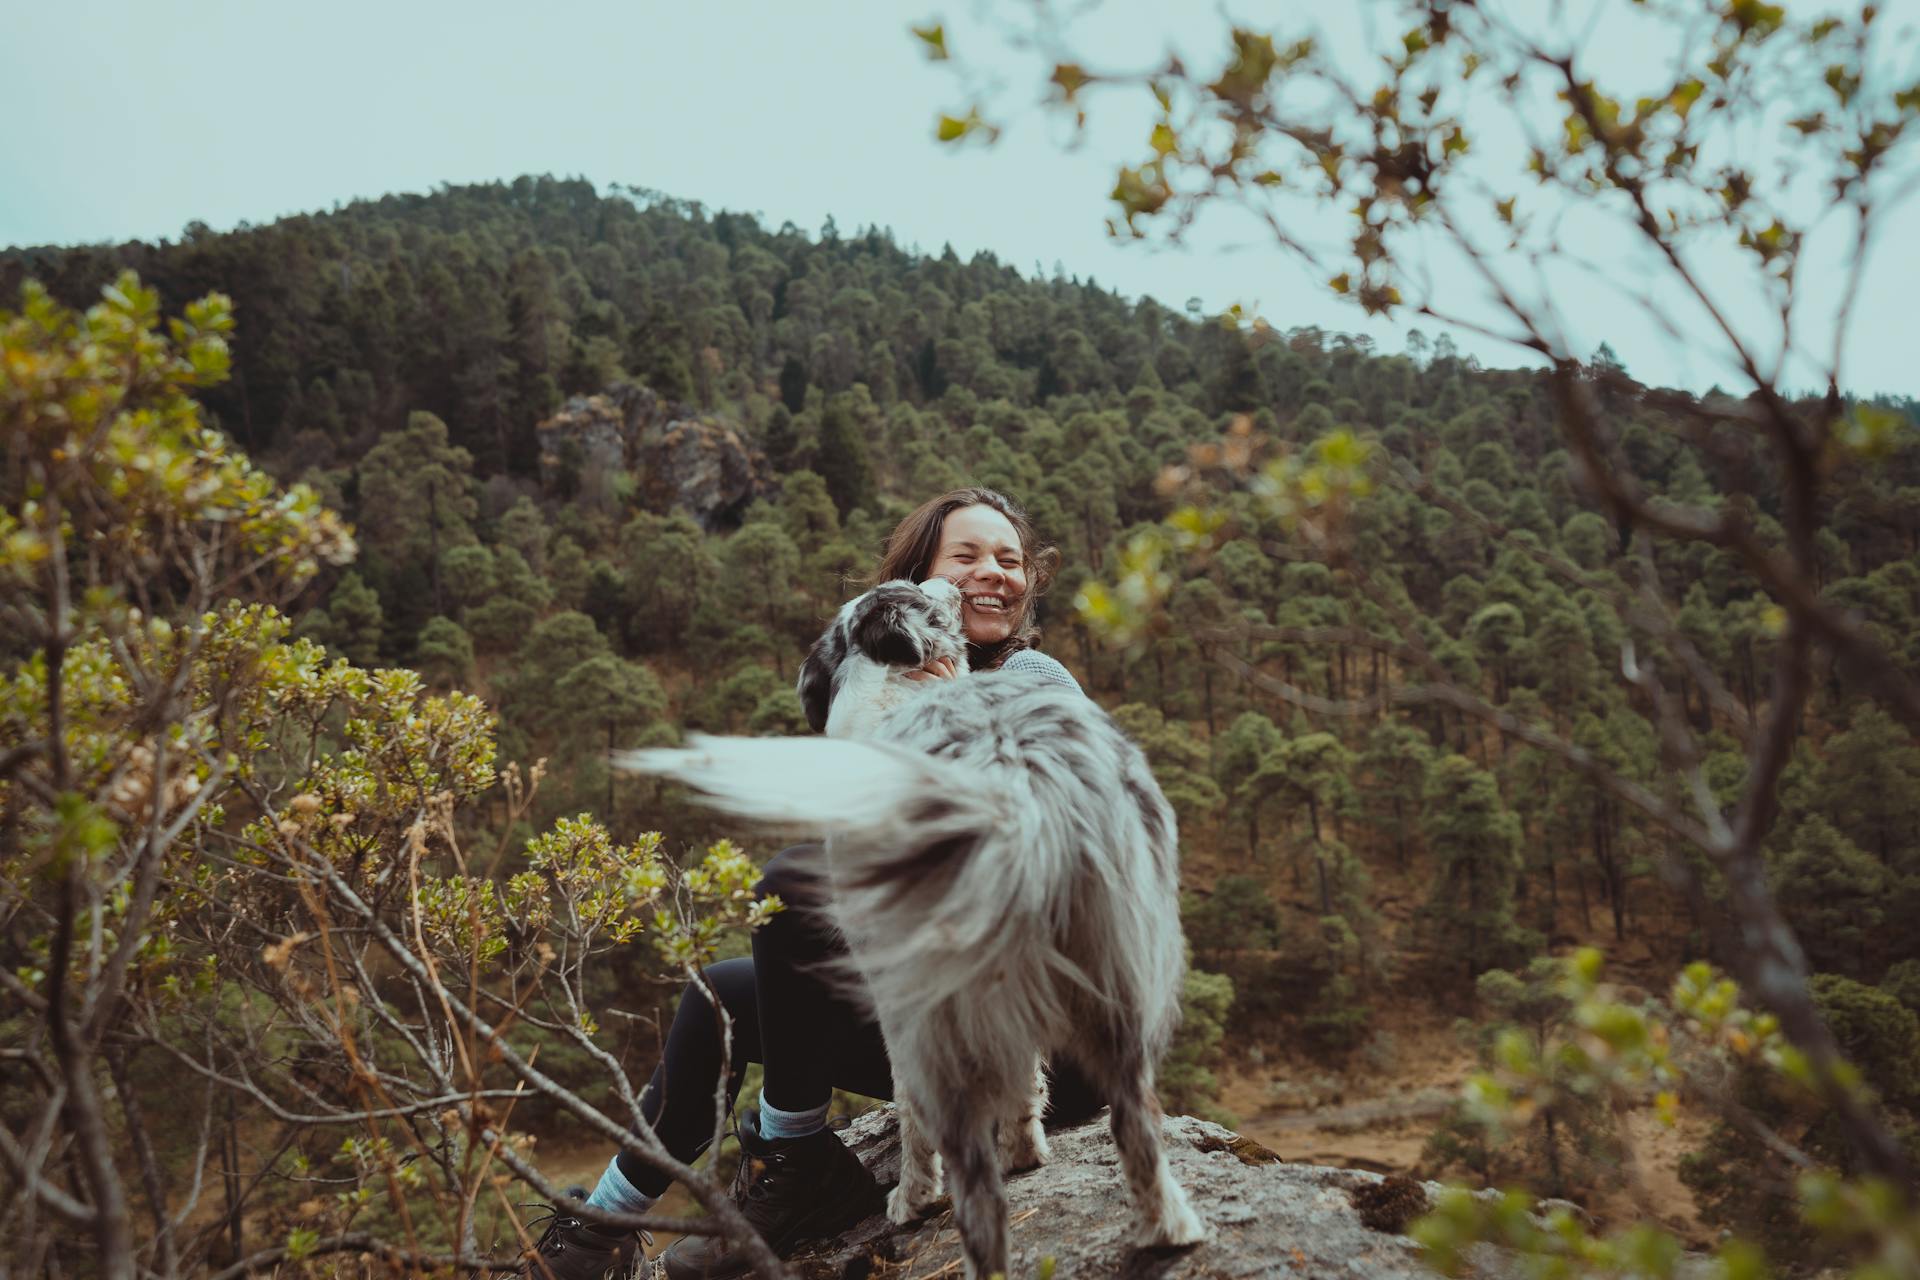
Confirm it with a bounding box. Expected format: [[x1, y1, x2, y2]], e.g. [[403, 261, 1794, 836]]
[[5, 17, 1920, 1271]]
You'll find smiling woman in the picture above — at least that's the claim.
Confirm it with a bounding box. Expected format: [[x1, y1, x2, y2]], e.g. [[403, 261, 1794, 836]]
[[871, 485, 1068, 674], [517, 487, 1092, 1280], [930, 504, 1027, 644]]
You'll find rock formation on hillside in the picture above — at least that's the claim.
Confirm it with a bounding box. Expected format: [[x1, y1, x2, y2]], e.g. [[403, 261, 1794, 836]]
[[536, 383, 774, 530], [743, 1106, 1723, 1280]]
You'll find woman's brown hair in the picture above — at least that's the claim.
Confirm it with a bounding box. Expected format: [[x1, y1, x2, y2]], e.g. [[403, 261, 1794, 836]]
[[874, 487, 1061, 668]]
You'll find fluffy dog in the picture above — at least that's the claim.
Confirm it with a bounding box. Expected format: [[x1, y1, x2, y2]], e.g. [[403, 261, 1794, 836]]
[[619, 578, 1207, 1279], [796, 577, 970, 738]]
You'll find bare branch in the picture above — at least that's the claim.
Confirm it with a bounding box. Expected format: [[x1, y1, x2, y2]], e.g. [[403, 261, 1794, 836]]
[[0, 1122, 93, 1227], [204, 1232, 522, 1280]]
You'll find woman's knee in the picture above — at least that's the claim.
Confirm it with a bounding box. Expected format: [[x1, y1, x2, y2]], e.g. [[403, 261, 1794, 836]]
[[670, 956, 756, 1036], [754, 842, 825, 903]]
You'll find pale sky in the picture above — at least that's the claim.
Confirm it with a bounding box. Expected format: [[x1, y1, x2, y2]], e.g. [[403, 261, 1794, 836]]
[[4, 0, 1916, 398]]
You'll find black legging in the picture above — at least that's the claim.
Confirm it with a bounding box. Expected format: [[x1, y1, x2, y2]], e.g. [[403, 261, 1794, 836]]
[[614, 845, 1106, 1196]]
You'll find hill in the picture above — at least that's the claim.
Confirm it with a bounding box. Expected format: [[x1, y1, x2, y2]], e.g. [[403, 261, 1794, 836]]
[[7, 176, 1920, 1270]]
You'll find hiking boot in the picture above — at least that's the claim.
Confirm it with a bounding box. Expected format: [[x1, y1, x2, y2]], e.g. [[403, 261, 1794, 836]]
[[517, 1186, 648, 1280], [660, 1110, 883, 1280]]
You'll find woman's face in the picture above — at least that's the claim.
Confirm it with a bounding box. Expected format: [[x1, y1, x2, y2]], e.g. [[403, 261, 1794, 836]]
[[926, 504, 1030, 645]]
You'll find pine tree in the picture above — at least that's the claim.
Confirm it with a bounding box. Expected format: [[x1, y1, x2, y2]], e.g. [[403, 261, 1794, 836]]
[[778, 355, 810, 413], [310, 571, 385, 666], [1421, 754, 1530, 981], [1356, 720, 1433, 867], [1768, 816, 1889, 978], [1814, 707, 1920, 870], [355, 410, 479, 630], [815, 393, 876, 517], [1215, 710, 1284, 858], [1241, 731, 1356, 911], [414, 616, 476, 690]]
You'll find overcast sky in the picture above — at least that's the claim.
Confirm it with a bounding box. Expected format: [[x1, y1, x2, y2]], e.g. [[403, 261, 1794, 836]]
[[4, 0, 1916, 397]]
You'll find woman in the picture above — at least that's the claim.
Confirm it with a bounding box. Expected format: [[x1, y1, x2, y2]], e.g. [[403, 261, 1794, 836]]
[[523, 488, 1097, 1280]]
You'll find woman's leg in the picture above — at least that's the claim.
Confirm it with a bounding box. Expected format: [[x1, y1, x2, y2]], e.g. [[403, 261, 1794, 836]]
[[610, 845, 893, 1193], [752, 845, 892, 1114], [651, 847, 891, 1278], [755, 849, 1103, 1122], [611, 955, 761, 1197]]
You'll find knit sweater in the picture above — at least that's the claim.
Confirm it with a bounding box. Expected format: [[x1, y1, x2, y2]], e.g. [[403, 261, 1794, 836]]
[[998, 648, 1083, 695]]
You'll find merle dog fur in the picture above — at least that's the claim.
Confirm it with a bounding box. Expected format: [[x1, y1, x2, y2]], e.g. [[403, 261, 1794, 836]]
[[618, 578, 1207, 1279]]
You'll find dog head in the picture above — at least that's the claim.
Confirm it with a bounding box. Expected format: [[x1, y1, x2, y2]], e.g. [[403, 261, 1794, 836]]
[[797, 578, 968, 734]]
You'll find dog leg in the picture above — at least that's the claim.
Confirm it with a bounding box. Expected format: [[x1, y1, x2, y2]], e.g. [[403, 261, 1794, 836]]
[[1075, 1032, 1207, 1250], [887, 1093, 945, 1224], [1108, 1073, 1207, 1248], [922, 1090, 1010, 1280], [997, 1056, 1051, 1173]]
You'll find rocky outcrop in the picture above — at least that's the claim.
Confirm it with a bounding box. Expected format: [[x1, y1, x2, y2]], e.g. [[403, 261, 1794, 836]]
[[635, 417, 773, 533], [536, 389, 631, 480], [776, 1108, 1712, 1280], [780, 1109, 1441, 1279], [536, 383, 774, 530]]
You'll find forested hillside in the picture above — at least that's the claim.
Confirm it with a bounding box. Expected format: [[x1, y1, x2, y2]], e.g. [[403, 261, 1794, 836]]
[[7, 175, 1920, 1271]]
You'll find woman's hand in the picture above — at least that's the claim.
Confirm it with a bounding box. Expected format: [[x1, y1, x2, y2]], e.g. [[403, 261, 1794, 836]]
[[903, 656, 959, 682]]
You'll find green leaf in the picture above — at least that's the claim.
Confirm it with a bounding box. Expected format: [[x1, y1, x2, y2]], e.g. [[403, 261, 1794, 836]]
[[284, 1228, 321, 1261], [1728, 0, 1786, 36], [910, 23, 948, 61], [1711, 1238, 1768, 1280], [1837, 404, 1911, 460], [50, 793, 119, 875], [1674, 76, 1704, 117], [935, 108, 998, 146]]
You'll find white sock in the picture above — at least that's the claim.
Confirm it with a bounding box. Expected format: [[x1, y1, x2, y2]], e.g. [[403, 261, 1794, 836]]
[[757, 1092, 829, 1140], [583, 1155, 656, 1220]]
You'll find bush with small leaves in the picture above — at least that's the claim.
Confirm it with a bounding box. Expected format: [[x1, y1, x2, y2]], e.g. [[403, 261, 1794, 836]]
[[1414, 952, 1920, 1279], [0, 275, 793, 1279]]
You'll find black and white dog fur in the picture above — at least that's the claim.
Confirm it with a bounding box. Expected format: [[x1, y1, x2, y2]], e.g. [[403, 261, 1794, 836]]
[[798, 578, 972, 739], [619, 578, 1206, 1279]]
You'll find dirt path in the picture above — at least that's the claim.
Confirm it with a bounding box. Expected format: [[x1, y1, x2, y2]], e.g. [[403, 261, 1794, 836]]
[[1227, 1081, 1466, 1175], [1212, 1019, 1711, 1245]]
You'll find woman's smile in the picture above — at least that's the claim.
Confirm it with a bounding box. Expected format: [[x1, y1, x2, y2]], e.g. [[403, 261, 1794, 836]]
[[927, 504, 1031, 644]]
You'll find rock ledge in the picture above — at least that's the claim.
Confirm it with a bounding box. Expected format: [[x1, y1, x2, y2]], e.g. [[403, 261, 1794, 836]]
[[786, 1108, 1444, 1279]]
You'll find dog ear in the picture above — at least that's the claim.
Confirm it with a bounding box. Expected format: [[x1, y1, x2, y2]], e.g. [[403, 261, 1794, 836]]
[[853, 598, 924, 668], [797, 627, 841, 734]]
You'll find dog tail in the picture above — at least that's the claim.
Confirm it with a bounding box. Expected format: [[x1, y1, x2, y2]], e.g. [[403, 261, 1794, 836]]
[[615, 733, 1086, 1025], [614, 734, 974, 838]]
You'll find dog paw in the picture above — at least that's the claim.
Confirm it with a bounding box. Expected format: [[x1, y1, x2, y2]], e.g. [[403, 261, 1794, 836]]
[[887, 1183, 939, 1225], [999, 1120, 1050, 1173], [1138, 1195, 1208, 1248]]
